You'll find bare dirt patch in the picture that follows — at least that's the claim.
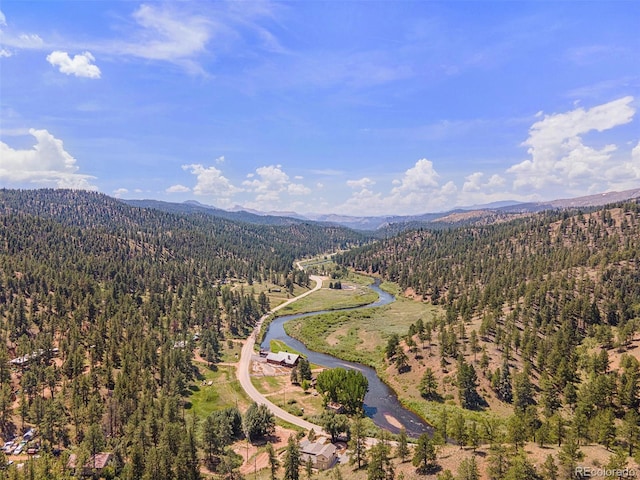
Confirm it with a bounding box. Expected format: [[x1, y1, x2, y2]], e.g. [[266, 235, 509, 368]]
[[232, 425, 296, 475], [251, 360, 289, 377]]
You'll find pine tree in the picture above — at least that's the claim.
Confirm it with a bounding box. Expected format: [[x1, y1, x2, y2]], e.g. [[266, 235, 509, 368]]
[[349, 416, 367, 469], [621, 409, 640, 456], [558, 431, 583, 480], [412, 433, 436, 474], [284, 435, 301, 480], [266, 442, 279, 480], [305, 456, 314, 479], [451, 412, 467, 448], [512, 368, 534, 413], [395, 427, 409, 462], [487, 443, 509, 480], [456, 456, 480, 480], [367, 432, 394, 480], [503, 453, 540, 480], [496, 359, 512, 403], [457, 356, 480, 410], [419, 368, 439, 400], [540, 454, 558, 480]]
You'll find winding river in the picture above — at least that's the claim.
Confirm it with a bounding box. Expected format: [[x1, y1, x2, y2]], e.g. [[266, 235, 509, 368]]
[[261, 281, 433, 438]]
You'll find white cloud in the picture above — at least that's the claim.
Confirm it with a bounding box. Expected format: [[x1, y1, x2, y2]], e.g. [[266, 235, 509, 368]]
[[0, 10, 6, 27], [338, 158, 457, 216], [605, 141, 640, 189], [462, 172, 507, 194], [508, 96, 636, 192], [0, 22, 44, 49], [110, 4, 217, 74], [182, 164, 241, 200], [166, 184, 191, 193], [46, 51, 101, 79], [486, 174, 506, 188], [391, 158, 440, 194], [347, 177, 375, 190], [0, 48, 11, 57], [0, 128, 96, 189], [113, 188, 128, 198], [287, 183, 311, 196], [18, 33, 43, 48], [242, 165, 310, 203], [0, 3, 278, 75], [243, 165, 288, 200], [462, 172, 484, 193]]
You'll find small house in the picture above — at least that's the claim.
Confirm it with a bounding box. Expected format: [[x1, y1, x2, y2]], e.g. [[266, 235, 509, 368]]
[[300, 438, 337, 470]]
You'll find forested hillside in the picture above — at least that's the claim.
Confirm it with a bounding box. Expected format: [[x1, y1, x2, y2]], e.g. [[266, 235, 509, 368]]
[[338, 202, 640, 327], [0, 189, 365, 478], [336, 201, 640, 472]]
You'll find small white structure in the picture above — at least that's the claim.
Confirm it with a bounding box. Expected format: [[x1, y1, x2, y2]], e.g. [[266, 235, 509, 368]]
[[300, 438, 337, 470]]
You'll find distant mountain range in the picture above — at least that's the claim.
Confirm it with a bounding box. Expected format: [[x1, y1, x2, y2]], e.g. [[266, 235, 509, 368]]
[[124, 187, 640, 232]]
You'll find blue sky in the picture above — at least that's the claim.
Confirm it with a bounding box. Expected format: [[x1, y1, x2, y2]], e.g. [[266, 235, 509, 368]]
[[1, 1, 639, 216]]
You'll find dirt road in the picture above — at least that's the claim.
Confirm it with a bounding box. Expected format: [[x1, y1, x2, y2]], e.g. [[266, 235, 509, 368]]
[[237, 274, 325, 432]]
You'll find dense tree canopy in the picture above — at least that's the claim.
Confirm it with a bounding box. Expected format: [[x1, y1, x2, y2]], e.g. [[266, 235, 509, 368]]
[[316, 367, 369, 414], [0, 189, 366, 478]]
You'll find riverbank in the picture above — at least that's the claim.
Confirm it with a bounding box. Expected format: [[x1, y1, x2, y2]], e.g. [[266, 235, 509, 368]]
[[282, 277, 517, 428], [262, 280, 433, 437], [283, 292, 441, 371], [256, 274, 379, 345]]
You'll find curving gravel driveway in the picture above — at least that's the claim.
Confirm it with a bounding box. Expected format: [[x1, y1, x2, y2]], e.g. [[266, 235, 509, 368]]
[[237, 274, 325, 432]]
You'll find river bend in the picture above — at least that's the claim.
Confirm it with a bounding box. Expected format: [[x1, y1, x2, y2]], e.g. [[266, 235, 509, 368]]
[[261, 281, 433, 438]]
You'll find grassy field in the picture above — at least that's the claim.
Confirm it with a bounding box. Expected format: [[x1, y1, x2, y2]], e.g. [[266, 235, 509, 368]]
[[269, 339, 302, 355], [250, 373, 325, 419], [219, 339, 243, 363], [185, 364, 250, 418], [284, 295, 441, 369], [274, 281, 379, 316]]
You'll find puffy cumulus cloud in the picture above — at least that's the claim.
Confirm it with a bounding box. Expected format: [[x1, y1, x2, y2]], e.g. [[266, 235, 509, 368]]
[[113, 188, 129, 198], [166, 184, 191, 193], [46, 51, 101, 79], [0, 129, 96, 189], [487, 174, 506, 189], [390, 158, 439, 193], [0, 48, 11, 57], [243, 165, 310, 203], [182, 164, 241, 202], [462, 172, 484, 193], [339, 158, 457, 216], [462, 172, 506, 194], [508, 96, 636, 192], [346, 177, 375, 190]]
